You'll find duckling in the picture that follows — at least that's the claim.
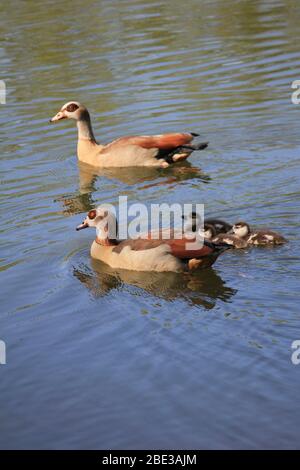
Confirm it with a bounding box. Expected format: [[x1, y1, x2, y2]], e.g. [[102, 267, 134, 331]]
[[50, 102, 208, 168], [199, 223, 217, 240], [206, 218, 232, 235], [212, 231, 248, 249], [231, 221, 287, 246], [76, 207, 231, 272], [182, 211, 232, 235]]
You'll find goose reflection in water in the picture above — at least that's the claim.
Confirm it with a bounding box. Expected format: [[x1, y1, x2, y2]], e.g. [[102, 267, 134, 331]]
[[79, 161, 210, 187], [56, 160, 211, 216], [73, 258, 236, 311], [77, 160, 210, 192]]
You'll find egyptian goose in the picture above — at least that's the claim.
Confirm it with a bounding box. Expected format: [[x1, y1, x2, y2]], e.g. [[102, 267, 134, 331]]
[[50, 102, 208, 168], [76, 207, 231, 272], [230, 221, 287, 246]]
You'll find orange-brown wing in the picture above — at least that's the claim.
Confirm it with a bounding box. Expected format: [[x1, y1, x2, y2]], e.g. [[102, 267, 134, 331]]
[[146, 231, 213, 259], [111, 133, 194, 150], [113, 238, 213, 260], [165, 238, 214, 259]]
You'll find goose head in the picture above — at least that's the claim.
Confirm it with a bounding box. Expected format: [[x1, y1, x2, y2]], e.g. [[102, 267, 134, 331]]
[[50, 101, 88, 123], [231, 221, 250, 238], [76, 207, 118, 240]]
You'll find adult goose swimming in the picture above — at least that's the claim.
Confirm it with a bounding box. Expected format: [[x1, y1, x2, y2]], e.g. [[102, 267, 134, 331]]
[[50, 101, 208, 168], [76, 207, 231, 272]]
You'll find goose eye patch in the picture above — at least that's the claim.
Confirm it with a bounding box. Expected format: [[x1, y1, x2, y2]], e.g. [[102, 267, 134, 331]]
[[88, 210, 97, 219], [66, 103, 79, 112]]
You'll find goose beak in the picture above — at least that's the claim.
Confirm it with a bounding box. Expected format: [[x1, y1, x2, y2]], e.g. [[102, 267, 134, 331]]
[[49, 110, 66, 123], [76, 222, 89, 231]]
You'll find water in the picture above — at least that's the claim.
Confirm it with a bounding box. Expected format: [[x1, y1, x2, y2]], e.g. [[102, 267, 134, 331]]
[[1, 0, 300, 449]]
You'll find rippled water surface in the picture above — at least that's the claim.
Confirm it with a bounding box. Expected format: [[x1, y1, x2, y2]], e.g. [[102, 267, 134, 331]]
[[1, 0, 300, 449]]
